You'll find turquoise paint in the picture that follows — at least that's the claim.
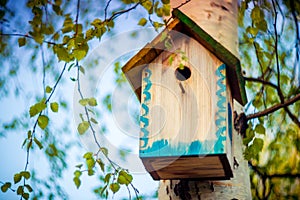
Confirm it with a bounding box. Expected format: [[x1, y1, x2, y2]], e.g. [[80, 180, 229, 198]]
[[139, 64, 228, 156], [140, 139, 223, 157], [214, 64, 227, 153], [140, 68, 152, 148]]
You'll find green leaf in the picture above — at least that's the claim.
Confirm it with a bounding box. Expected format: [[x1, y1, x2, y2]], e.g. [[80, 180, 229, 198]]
[[79, 66, 85, 74], [104, 173, 111, 183], [100, 184, 108, 196], [243, 127, 255, 145], [50, 102, 59, 112], [255, 124, 265, 135], [29, 100, 47, 117], [22, 192, 29, 200], [106, 20, 114, 28], [90, 118, 98, 124], [87, 169, 94, 176], [251, 6, 261, 22], [138, 18, 147, 26], [162, 4, 170, 16], [253, 138, 264, 152], [109, 183, 120, 194], [45, 86, 52, 93], [1, 182, 11, 193], [18, 37, 26, 47], [153, 22, 164, 30], [27, 130, 32, 139], [38, 115, 49, 130], [74, 170, 82, 178], [73, 47, 88, 61], [96, 159, 105, 172], [24, 184, 33, 192], [17, 185, 23, 195], [88, 97, 97, 106], [34, 137, 43, 149], [117, 170, 133, 185], [77, 121, 89, 135], [83, 152, 93, 159], [53, 45, 72, 62], [256, 19, 267, 32], [117, 174, 127, 185], [247, 27, 259, 36], [86, 158, 95, 169], [75, 164, 83, 169], [79, 98, 89, 106], [20, 171, 31, 180], [162, 0, 170, 4], [73, 177, 81, 189], [100, 147, 108, 156], [14, 173, 22, 184]]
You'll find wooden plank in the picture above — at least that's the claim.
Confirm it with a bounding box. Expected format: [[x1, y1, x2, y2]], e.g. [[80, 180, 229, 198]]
[[142, 155, 232, 180]]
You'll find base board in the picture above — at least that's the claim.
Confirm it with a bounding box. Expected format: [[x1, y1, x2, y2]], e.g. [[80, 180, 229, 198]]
[[141, 154, 233, 180]]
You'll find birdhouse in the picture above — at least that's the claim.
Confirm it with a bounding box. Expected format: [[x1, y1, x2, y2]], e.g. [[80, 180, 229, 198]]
[[122, 9, 247, 180]]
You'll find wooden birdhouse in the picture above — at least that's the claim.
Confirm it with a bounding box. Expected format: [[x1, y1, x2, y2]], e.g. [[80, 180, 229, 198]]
[[122, 9, 247, 180]]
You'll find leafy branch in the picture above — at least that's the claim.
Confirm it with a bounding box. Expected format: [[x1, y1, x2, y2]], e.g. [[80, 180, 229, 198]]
[[75, 62, 140, 199], [13, 63, 67, 200], [246, 92, 300, 121], [0, 33, 56, 45]]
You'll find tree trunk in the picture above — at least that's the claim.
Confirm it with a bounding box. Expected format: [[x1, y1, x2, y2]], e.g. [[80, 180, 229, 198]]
[[158, 102, 251, 200], [158, 1, 252, 199]]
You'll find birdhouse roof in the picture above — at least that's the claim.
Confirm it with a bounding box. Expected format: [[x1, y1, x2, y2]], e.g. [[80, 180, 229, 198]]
[[122, 9, 247, 105]]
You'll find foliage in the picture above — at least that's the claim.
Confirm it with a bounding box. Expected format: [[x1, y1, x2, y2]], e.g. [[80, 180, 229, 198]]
[[0, 0, 299, 199], [239, 0, 300, 198], [0, 0, 170, 199]]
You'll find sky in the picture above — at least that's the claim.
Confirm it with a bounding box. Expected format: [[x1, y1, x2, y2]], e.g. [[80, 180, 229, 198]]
[[0, 1, 164, 199]]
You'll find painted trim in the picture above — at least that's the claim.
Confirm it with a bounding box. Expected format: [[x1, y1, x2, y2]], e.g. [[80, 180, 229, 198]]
[[140, 67, 152, 149]]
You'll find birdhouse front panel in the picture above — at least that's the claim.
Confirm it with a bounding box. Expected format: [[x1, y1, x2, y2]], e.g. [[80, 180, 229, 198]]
[[139, 37, 234, 179]]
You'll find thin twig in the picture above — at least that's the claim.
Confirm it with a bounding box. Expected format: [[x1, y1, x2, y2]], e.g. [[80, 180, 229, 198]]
[[20, 63, 67, 200], [74, 0, 81, 36], [249, 161, 300, 179], [246, 93, 300, 120], [0, 33, 56, 45], [75, 62, 141, 199], [107, 2, 140, 22], [104, 0, 113, 20], [271, 0, 281, 93], [244, 76, 278, 89]]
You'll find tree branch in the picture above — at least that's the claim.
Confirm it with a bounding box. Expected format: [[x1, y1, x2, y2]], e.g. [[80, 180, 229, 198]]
[[244, 76, 300, 127], [249, 161, 300, 179], [271, 0, 281, 93], [74, 0, 81, 36], [104, 0, 113, 20], [244, 76, 278, 89], [0, 33, 56, 45], [107, 2, 141, 22], [246, 93, 300, 120]]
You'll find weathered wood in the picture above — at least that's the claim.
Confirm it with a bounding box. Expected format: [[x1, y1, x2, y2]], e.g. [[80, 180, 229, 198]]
[[139, 36, 234, 179], [170, 0, 239, 58]]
